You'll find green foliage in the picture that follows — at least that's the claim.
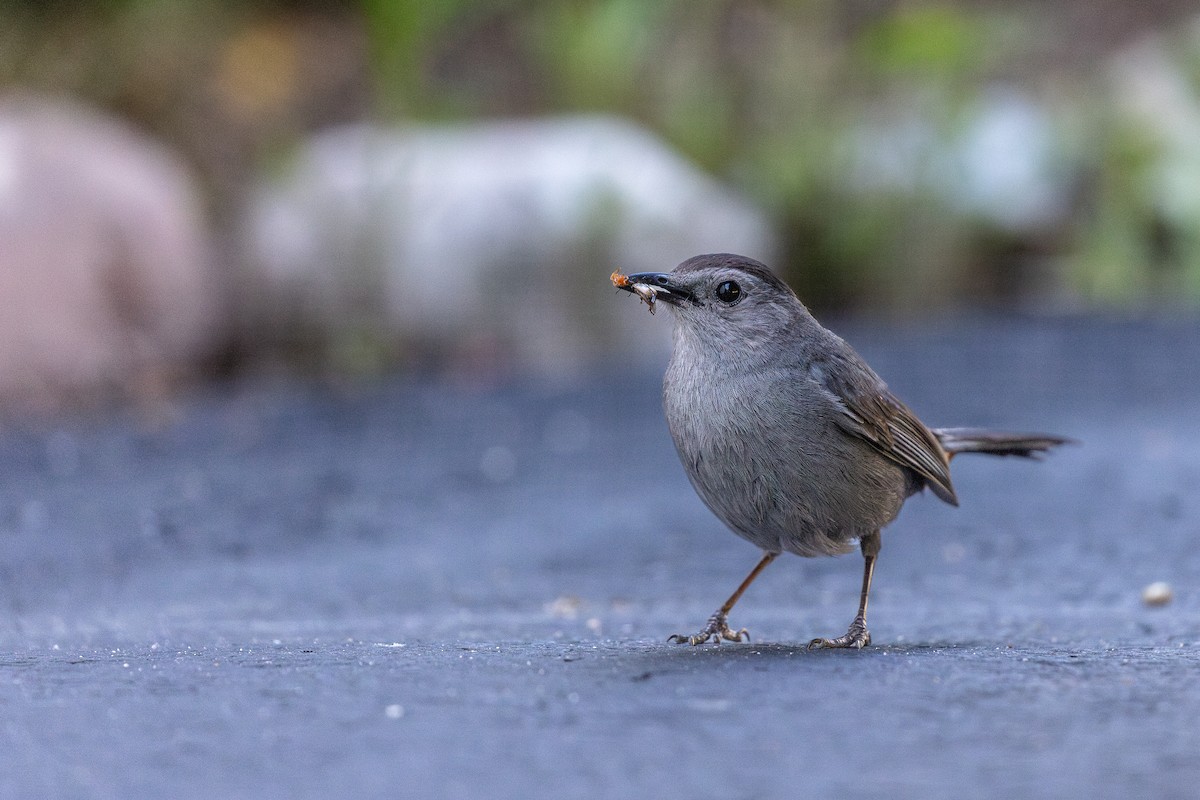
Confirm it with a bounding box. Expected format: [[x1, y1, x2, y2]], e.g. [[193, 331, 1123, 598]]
[[361, 0, 479, 115], [1070, 120, 1160, 302], [528, 0, 667, 111], [856, 5, 989, 80], [1065, 20, 1200, 307]]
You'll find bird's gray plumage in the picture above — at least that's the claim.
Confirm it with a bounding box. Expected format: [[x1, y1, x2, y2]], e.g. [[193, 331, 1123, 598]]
[[615, 253, 1070, 646], [660, 254, 953, 557]]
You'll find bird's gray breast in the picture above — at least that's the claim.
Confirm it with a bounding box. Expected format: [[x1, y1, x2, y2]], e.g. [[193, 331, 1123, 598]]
[[663, 354, 908, 557]]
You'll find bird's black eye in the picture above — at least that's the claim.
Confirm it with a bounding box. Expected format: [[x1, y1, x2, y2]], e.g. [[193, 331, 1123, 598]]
[[716, 280, 742, 305]]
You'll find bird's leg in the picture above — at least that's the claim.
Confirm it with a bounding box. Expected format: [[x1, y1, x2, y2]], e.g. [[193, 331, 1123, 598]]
[[809, 532, 880, 650], [669, 551, 777, 645]]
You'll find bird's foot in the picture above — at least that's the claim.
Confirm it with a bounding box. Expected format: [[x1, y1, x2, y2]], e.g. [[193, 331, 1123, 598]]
[[807, 616, 871, 650], [668, 611, 749, 646]]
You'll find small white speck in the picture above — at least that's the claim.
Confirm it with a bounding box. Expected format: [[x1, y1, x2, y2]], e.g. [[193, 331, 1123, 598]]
[[385, 704, 405, 719], [1142, 581, 1173, 607]]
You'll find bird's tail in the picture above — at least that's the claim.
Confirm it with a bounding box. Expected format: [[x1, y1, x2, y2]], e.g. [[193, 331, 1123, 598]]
[[933, 428, 1073, 460]]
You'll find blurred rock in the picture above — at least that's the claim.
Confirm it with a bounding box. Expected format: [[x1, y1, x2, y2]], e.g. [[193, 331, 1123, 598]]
[[0, 93, 219, 414], [848, 86, 1069, 234], [243, 116, 776, 375]]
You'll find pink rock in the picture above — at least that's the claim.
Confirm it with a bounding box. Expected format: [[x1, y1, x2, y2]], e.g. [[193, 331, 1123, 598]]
[[0, 94, 219, 414]]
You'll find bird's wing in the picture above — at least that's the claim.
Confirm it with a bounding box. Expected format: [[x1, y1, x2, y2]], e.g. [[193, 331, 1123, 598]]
[[809, 348, 958, 506]]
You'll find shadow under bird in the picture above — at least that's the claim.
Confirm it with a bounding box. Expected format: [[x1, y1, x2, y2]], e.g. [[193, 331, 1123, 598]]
[[612, 254, 1071, 649]]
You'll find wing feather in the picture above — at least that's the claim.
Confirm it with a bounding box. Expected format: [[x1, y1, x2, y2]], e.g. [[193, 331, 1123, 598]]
[[809, 347, 958, 505]]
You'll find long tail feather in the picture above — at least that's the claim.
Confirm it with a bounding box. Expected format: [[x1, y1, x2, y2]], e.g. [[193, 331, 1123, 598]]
[[933, 428, 1074, 459]]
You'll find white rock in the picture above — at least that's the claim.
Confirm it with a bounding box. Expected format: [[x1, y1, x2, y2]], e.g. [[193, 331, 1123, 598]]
[[243, 116, 776, 372], [0, 93, 218, 412]]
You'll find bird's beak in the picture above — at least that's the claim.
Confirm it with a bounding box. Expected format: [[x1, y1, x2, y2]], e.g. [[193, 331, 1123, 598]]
[[618, 272, 693, 306]]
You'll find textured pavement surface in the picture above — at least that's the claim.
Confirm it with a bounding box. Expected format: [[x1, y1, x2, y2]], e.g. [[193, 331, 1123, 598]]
[[2, 315, 1199, 799]]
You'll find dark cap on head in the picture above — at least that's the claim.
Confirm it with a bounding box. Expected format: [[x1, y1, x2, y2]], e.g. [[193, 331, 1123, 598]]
[[675, 253, 792, 296]]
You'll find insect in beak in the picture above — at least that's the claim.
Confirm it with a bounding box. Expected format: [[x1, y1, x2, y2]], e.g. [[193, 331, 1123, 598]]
[[611, 270, 663, 315]]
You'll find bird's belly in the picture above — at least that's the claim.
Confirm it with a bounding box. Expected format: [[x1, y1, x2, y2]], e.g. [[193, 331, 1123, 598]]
[[669, 400, 909, 558]]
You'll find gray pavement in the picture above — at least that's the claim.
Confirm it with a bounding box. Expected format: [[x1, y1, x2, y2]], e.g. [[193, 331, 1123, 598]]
[[1, 314, 1199, 799]]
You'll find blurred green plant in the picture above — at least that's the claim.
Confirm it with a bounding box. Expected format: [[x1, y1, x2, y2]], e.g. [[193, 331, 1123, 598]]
[[361, 0, 473, 116], [1068, 20, 1200, 306], [856, 4, 989, 80]]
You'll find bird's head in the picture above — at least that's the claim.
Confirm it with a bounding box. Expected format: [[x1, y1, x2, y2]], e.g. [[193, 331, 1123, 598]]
[[613, 254, 804, 348]]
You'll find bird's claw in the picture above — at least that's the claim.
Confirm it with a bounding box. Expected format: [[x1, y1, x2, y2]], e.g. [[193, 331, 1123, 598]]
[[668, 611, 749, 646], [807, 617, 871, 650]]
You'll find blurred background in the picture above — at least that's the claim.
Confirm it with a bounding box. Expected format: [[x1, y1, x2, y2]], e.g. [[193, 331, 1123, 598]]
[[3, 0, 1200, 413]]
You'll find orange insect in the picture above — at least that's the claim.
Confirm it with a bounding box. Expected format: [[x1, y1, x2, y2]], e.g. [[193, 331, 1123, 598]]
[[611, 270, 662, 314]]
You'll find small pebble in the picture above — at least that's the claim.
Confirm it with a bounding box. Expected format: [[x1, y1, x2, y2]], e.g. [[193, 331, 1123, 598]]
[[1142, 581, 1173, 607]]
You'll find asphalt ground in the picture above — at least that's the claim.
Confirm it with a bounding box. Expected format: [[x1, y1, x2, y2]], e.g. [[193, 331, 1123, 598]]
[[1, 314, 1198, 799]]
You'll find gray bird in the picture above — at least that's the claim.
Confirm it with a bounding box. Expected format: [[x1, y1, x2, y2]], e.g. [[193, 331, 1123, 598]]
[[614, 253, 1069, 649]]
